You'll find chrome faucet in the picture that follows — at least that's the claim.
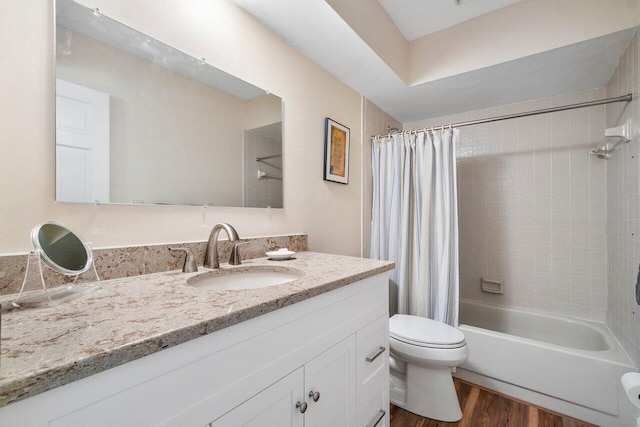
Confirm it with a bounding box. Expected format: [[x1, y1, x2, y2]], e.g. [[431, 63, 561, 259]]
[[204, 223, 240, 269]]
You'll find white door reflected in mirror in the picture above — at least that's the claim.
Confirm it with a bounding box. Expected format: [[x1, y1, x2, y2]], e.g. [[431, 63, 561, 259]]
[[56, 78, 110, 204]]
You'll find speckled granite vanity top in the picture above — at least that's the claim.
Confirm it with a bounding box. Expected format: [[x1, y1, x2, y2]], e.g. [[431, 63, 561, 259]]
[[0, 251, 394, 407]]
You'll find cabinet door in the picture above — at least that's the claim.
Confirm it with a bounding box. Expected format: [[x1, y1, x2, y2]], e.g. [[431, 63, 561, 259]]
[[210, 368, 304, 427], [357, 314, 389, 396], [304, 336, 357, 427]]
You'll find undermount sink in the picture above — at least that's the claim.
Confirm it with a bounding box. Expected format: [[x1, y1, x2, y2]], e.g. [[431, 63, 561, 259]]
[[186, 266, 304, 291]]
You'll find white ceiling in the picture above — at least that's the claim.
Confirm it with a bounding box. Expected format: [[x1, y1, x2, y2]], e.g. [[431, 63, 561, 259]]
[[378, 0, 524, 41], [233, 0, 635, 123]]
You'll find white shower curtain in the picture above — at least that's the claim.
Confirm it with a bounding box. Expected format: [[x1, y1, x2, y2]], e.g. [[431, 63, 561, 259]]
[[371, 129, 460, 326]]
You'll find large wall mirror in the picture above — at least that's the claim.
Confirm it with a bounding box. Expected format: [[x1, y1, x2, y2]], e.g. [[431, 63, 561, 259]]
[[55, 0, 283, 208]]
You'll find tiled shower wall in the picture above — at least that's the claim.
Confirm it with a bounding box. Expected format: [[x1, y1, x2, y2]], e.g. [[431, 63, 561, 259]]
[[362, 99, 401, 257], [405, 90, 608, 322], [243, 129, 283, 208], [605, 29, 640, 366]]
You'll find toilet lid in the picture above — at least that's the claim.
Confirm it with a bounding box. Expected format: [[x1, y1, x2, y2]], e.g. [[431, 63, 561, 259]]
[[389, 314, 466, 348]]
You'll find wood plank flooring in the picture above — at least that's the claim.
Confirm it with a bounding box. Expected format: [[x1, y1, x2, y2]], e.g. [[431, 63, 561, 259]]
[[389, 379, 598, 427]]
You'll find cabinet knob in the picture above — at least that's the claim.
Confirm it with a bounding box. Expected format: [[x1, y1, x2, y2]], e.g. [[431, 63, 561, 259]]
[[308, 390, 320, 402], [296, 401, 308, 413]]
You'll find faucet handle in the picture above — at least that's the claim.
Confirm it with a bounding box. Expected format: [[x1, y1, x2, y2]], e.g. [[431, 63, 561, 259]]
[[229, 242, 250, 266], [169, 247, 199, 273]]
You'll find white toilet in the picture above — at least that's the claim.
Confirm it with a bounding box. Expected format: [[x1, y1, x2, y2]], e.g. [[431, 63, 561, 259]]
[[389, 314, 470, 422]]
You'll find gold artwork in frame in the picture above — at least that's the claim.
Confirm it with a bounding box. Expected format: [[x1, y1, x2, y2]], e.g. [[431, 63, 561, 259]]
[[323, 118, 350, 184]]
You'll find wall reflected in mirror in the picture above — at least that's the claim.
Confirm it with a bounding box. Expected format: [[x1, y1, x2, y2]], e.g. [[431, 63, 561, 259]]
[[55, 0, 283, 208]]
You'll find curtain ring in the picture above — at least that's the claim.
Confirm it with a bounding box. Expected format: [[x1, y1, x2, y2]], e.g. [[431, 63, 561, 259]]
[[449, 123, 453, 129]]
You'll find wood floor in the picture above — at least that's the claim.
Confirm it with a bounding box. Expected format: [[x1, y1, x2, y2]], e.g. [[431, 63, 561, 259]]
[[389, 379, 598, 427]]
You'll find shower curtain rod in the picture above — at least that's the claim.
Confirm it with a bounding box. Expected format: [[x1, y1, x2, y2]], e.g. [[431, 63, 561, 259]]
[[371, 93, 633, 139]]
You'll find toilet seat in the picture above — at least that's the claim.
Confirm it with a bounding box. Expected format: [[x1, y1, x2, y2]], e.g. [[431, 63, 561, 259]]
[[389, 314, 466, 349]]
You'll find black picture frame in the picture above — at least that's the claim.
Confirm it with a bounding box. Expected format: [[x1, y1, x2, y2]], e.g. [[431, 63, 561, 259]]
[[323, 118, 350, 184]]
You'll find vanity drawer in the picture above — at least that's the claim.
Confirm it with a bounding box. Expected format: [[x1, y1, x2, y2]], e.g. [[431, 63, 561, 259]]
[[356, 313, 389, 395], [357, 376, 389, 427]]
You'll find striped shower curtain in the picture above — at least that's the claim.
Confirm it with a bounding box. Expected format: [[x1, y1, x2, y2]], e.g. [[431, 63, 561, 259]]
[[370, 129, 460, 327]]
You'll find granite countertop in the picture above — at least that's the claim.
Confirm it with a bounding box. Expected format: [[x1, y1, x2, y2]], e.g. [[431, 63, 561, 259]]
[[0, 251, 394, 407]]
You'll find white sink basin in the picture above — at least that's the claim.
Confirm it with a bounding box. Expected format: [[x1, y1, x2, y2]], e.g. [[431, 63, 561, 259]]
[[187, 266, 304, 291]]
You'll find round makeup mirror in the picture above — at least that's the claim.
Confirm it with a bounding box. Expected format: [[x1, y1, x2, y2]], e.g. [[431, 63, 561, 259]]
[[31, 222, 92, 275]]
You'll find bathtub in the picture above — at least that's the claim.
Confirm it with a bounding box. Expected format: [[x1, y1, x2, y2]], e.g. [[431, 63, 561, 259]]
[[456, 299, 635, 426]]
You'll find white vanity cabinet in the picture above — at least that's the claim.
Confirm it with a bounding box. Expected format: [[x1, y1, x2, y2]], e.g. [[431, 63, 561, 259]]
[[211, 336, 356, 427], [0, 272, 390, 427], [209, 368, 304, 427], [302, 336, 357, 427]]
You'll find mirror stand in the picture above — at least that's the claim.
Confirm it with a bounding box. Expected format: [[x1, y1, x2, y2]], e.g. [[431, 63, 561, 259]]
[[13, 249, 101, 308]]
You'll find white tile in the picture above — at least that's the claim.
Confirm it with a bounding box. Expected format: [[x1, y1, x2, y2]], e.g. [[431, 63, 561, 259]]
[[410, 85, 629, 336]]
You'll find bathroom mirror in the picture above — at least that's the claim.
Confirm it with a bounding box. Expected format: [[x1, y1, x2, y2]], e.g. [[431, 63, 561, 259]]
[[55, 0, 283, 208], [31, 221, 92, 275]]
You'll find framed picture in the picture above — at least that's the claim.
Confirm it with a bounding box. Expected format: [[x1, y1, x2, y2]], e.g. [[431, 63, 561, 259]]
[[323, 118, 350, 184]]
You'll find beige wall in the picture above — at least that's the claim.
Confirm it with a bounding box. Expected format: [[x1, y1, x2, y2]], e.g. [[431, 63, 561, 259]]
[[0, 0, 362, 256], [56, 28, 246, 206], [247, 94, 282, 130]]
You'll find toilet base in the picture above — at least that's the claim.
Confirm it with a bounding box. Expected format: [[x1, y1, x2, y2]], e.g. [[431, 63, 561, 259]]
[[390, 364, 462, 422]]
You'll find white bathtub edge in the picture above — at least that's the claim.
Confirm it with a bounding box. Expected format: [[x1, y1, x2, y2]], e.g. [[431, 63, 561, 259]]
[[459, 323, 634, 367], [454, 369, 637, 427], [457, 299, 637, 426]]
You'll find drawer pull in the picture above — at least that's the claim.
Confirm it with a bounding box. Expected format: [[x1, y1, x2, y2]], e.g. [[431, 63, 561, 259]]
[[365, 346, 386, 363], [296, 401, 308, 413], [366, 409, 386, 427]]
